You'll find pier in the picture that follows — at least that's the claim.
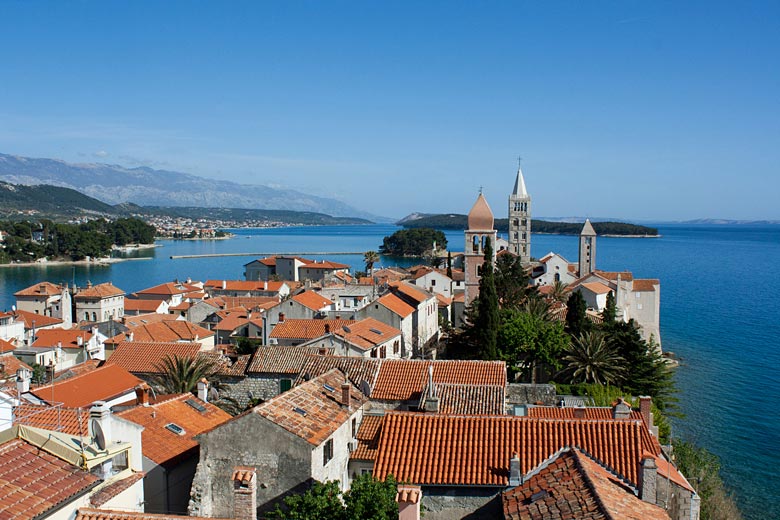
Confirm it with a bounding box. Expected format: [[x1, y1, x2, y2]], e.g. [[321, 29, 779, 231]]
[[170, 252, 365, 260]]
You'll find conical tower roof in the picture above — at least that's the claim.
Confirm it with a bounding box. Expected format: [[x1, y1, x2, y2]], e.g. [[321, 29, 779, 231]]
[[580, 219, 597, 236], [468, 193, 494, 230], [512, 166, 528, 198]]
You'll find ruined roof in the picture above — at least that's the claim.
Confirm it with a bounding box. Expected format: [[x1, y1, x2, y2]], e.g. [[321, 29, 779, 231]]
[[254, 368, 366, 446], [296, 355, 382, 391]]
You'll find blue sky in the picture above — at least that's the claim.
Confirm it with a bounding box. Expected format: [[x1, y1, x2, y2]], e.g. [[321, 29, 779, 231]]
[[1, 1, 778, 220]]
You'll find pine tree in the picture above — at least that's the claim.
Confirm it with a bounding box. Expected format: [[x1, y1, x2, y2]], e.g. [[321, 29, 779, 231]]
[[474, 238, 499, 360], [602, 290, 617, 323]]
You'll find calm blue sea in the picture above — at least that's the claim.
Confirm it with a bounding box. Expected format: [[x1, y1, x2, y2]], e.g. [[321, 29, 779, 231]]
[[0, 223, 777, 519]]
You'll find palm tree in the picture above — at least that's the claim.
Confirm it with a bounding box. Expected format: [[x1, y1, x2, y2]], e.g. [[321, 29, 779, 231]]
[[559, 331, 624, 385], [152, 354, 217, 394], [363, 251, 380, 275], [550, 280, 570, 303], [521, 296, 554, 322]]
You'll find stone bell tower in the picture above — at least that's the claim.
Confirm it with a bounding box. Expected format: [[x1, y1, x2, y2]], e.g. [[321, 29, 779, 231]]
[[578, 219, 597, 276], [464, 192, 497, 307], [508, 161, 531, 263]]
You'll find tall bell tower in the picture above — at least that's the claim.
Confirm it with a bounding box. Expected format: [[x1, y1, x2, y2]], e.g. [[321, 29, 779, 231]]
[[464, 191, 497, 307], [508, 159, 531, 263], [578, 219, 597, 276]]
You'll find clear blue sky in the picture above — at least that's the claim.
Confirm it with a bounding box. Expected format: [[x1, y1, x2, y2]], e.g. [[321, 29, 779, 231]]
[[1, 1, 778, 220]]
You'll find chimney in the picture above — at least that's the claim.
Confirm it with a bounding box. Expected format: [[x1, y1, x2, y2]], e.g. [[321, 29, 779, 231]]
[[278, 313, 285, 323], [573, 407, 586, 419], [396, 484, 422, 520], [91, 325, 98, 337], [423, 365, 439, 413], [232, 466, 257, 520], [612, 398, 631, 419], [135, 384, 150, 406], [638, 454, 658, 505], [222, 280, 227, 290], [16, 367, 31, 393], [128, 332, 134, 342], [77, 335, 84, 347], [89, 401, 112, 447], [198, 378, 209, 403], [639, 395, 653, 429], [509, 452, 521, 487], [324, 323, 331, 334], [341, 382, 351, 408], [263, 281, 268, 291]]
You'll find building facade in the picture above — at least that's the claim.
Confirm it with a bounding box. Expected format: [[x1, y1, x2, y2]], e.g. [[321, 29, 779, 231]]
[[508, 164, 531, 263]]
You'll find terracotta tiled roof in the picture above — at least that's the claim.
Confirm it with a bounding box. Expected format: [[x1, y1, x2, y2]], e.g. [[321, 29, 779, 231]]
[[373, 413, 651, 487], [29, 364, 142, 408], [301, 259, 350, 269], [124, 299, 165, 313], [204, 280, 287, 293], [449, 268, 465, 282], [420, 383, 506, 415], [254, 368, 366, 445], [633, 279, 660, 292], [108, 341, 202, 374], [75, 282, 125, 299], [594, 270, 634, 282], [204, 353, 251, 377], [89, 473, 145, 507], [247, 346, 331, 374], [123, 320, 214, 343], [13, 309, 62, 328], [0, 338, 16, 354], [580, 282, 613, 295], [31, 328, 92, 349], [296, 356, 382, 390], [13, 404, 90, 436], [271, 319, 355, 340], [452, 292, 465, 303], [351, 414, 383, 461], [372, 359, 506, 401], [76, 507, 227, 520], [375, 293, 415, 318], [502, 448, 671, 520], [122, 313, 179, 328], [389, 281, 431, 304], [0, 353, 31, 377], [118, 394, 231, 465], [14, 281, 64, 297], [291, 291, 332, 311], [135, 282, 197, 296], [212, 313, 251, 332], [0, 437, 101, 519], [332, 318, 401, 351], [435, 293, 452, 307], [217, 296, 279, 310]]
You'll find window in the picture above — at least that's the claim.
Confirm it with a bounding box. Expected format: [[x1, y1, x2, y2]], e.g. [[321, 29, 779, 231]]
[[352, 418, 357, 438], [431, 279, 436, 286], [280, 379, 292, 393], [323, 439, 333, 465], [637, 303, 643, 310]]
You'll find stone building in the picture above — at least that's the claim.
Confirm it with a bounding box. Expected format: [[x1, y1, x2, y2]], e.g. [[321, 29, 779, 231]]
[[464, 192, 497, 307], [508, 163, 531, 263], [578, 218, 597, 277]]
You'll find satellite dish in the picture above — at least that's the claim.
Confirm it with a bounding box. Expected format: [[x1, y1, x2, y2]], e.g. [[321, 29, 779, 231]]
[[91, 419, 106, 450]]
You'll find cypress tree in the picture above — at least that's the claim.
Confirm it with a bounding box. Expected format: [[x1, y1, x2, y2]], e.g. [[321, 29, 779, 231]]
[[566, 290, 588, 336], [446, 251, 453, 279], [602, 290, 617, 323], [474, 238, 499, 360]]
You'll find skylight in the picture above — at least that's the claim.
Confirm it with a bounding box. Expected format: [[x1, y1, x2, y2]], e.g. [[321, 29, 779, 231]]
[[165, 423, 186, 435], [185, 398, 207, 413], [293, 407, 307, 416], [369, 328, 383, 335], [323, 384, 336, 393]]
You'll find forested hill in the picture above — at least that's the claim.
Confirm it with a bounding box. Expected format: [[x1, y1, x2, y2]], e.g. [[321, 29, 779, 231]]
[[398, 214, 658, 236], [0, 181, 117, 217]]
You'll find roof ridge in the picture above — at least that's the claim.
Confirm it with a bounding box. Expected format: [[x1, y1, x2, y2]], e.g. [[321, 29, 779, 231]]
[[570, 448, 634, 520]]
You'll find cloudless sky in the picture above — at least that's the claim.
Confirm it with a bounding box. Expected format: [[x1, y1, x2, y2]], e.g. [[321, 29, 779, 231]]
[[1, 1, 778, 220]]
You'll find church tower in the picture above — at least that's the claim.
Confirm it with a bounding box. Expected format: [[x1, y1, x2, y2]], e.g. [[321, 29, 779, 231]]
[[464, 192, 497, 307], [508, 162, 531, 263], [578, 219, 597, 276]]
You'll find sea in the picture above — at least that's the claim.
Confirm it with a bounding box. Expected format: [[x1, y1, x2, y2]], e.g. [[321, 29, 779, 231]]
[[0, 223, 777, 519]]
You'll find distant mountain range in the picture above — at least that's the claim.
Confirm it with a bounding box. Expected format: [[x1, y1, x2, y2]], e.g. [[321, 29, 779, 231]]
[[0, 152, 381, 221]]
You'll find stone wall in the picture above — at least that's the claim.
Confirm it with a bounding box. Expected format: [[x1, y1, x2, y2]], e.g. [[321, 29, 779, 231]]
[[214, 374, 288, 409], [420, 487, 502, 520], [189, 413, 312, 518]]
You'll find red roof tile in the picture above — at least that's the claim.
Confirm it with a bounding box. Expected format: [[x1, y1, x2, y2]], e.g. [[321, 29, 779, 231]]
[[332, 318, 401, 351], [389, 281, 431, 304], [13, 309, 62, 328], [108, 341, 202, 374], [89, 473, 145, 507], [0, 353, 31, 378], [122, 313, 179, 328], [373, 413, 651, 487], [375, 293, 415, 318], [246, 346, 330, 374], [118, 394, 231, 465], [633, 279, 660, 292], [76, 507, 227, 520], [13, 404, 90, 436], [502, 448, 671, 520], [580, 281, 613, 295], [351, 414, 383, 461], [372, 359, 506, 401], [254, 369, 366, 445], [124, 299, 166, 313], [270, 319, 355, 340], [75, 283, 125, 299], [135, 282, 199, 296], [420, 383, 506, 415], [14, 281, 64, 297], [0, 438, 100, 519], [291, 291, 332, 311], [122, 320, 214, 343], [29, 364, 142, 408], [594, 270, 634, 282], [31, 328, 92, 349], [296, 356, 382, 390]]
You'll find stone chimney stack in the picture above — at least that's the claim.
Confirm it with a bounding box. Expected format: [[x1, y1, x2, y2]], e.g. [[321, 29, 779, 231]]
[[278, 313, 285, 323], [341, 382, 351, 408], [222, 280, 227, 290], [638, 454, 658, 505], [423, 365, 439, 413], [16, 367, 31, 394], [612, 398, 632, 419], [639, 396, 653, 428], [509, 452, 522, 487], [89, 401, 112, 448], [128, 332, 134, 342], [232, 466, 257, 520], [135, 383, 150, 406], [573, 407, 586, 419], [396, 484, 422, 520], [325, 323, 331, 334], [198, 378, 209, 403]]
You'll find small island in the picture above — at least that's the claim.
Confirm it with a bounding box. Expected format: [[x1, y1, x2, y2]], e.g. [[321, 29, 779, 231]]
[[379, 227, 448, 256]]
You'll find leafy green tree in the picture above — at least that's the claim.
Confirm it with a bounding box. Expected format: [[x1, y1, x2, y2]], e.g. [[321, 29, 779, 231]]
[[473, 238, 499, 360], [271, 480, 345, 520], [498, 308, 568, 383], [559, 331, 624, 385], [494, 253, 530, 308], [235, 337, 262, 355], [363, 251, 380, 274], [602, 290, 617, 323], [151, 355, 217, 394], [379, 228, 447, 256], [565, 290, 589, 336], [343, 474, 398, 520]]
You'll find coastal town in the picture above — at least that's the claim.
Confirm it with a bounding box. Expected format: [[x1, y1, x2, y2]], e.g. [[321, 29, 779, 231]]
[[0, 166, 699, 520]]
